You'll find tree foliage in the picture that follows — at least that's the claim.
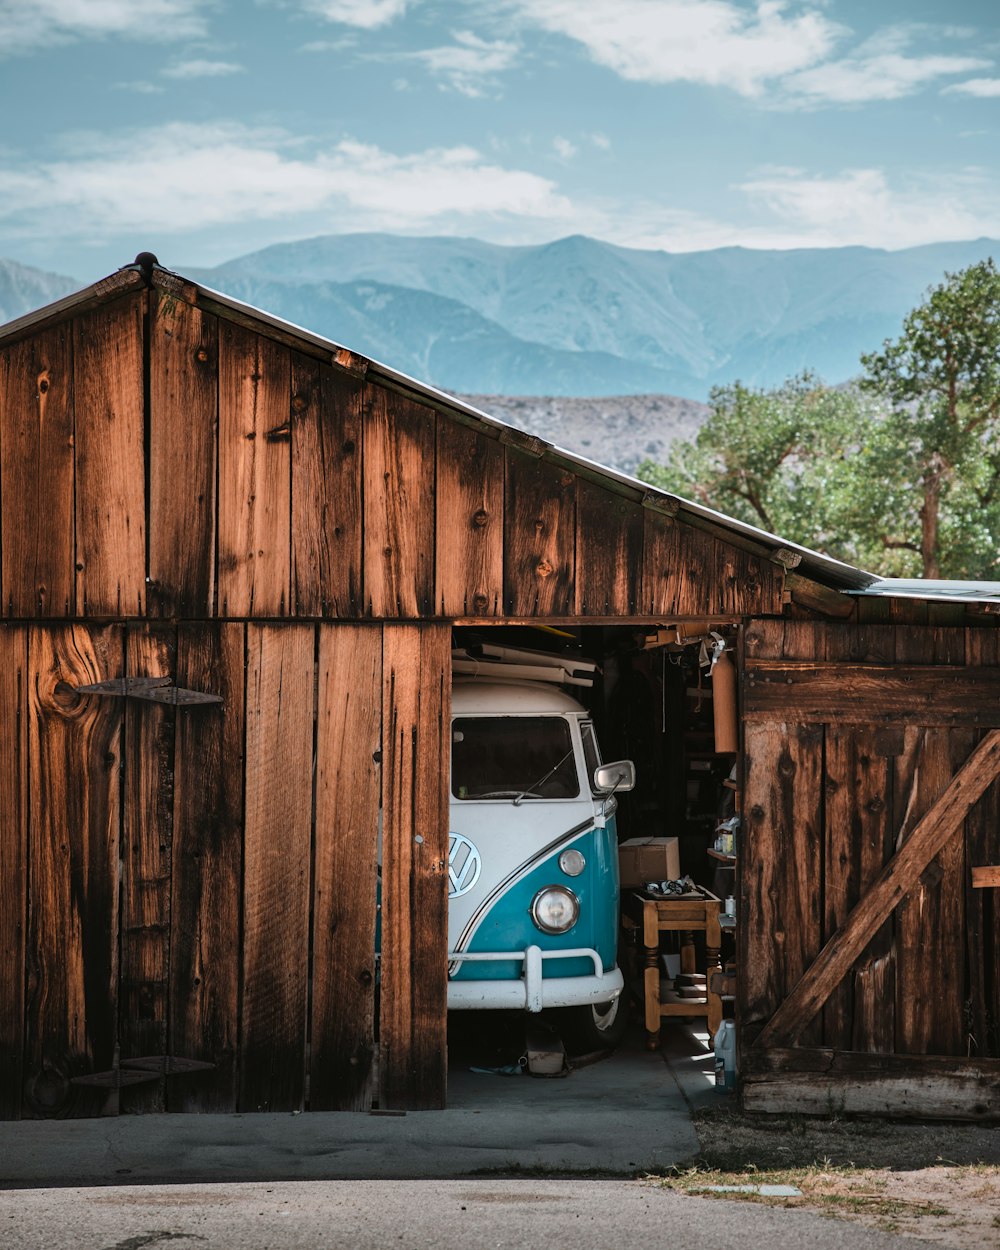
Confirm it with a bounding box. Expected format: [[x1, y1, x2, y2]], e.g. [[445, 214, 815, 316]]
[[638, 260, 1000, 579]]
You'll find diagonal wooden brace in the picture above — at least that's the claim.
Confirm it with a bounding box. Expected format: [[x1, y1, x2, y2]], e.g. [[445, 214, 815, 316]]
[[757, 728, 1000, 1050]]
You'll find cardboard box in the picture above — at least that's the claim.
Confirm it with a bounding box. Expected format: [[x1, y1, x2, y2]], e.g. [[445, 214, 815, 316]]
[[618, 836, 680, 887]]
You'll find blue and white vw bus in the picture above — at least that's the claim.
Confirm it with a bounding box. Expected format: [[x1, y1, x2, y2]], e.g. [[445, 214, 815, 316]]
[[446, 677, 635, 1051]]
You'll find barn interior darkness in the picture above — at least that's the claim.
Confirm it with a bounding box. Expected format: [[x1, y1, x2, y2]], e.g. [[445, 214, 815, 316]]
[[447, 621, 739, 1063]]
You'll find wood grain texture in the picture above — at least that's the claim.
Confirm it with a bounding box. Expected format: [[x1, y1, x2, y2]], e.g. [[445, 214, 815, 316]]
[[24, 626, 123, 1118], [716, 540, 784, 616], [740, 722, 824, 1048], [73, 294, 146, 617], [822, 726, 894, 1052], [893, 727, 969, 1056], [640, 513, 724, 617], [640, 511, 684, 616], [741, 1048, 1000, 1121], [363, 387, 435, 618], [744, 662, 1000, 725], [504, 449, 576, 616], [292, 359, 363, 618], [380, 624, 450, 1110], [0, 327, 74, 616], [966, 630, 1000, 1058], [575, 481, 642, 615], [892, 626, 967, 1058], [758, 729, 1000, 1050], [148, 292, 218, 617], [217, 322, 291, 616], [434, 419, 502, 617], [169, 623, 245, 1111], [311, 625, 381, 1110], [240, 625, 314, 1111], [0, 626, 27, 1117], [120, 625, 176, 1112]]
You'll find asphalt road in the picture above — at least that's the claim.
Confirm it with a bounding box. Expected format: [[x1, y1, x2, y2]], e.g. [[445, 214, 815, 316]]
[[0, 1179, 916, 1250]]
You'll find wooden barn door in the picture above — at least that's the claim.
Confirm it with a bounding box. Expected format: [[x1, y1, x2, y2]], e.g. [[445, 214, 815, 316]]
[[739, 621, 1000, 1119], [1, 620, 450, 1119]]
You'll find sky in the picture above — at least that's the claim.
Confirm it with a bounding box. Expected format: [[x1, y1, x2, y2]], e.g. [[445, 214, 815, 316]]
[[0, 0, 998, 281]]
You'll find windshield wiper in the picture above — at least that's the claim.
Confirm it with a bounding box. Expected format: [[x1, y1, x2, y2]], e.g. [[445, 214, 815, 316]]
[[512, 746, 576, 806]]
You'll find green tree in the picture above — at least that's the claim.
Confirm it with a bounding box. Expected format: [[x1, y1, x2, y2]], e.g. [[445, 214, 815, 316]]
[[860, 258, 1000, 578], [639, 260, 1000, 580]]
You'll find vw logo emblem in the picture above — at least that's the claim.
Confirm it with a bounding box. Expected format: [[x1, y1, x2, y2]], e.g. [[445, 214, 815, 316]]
[[448, 833, 482, 898]]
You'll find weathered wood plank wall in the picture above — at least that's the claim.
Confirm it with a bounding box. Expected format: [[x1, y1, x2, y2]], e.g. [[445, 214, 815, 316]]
[[741, 621, 1000, 1068], [0, 620, 449, 1118], [0, 285, 785, 624]]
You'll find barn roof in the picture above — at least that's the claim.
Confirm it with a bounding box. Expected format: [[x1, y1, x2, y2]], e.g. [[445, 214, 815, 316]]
[[2, 255, 998, 606]]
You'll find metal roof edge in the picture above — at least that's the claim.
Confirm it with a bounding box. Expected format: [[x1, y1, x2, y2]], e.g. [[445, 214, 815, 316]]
[[851, 578, 1000, 604]]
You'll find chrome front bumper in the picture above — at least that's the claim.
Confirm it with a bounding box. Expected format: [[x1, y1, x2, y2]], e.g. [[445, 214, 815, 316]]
[[446, 945, 624, 1013]]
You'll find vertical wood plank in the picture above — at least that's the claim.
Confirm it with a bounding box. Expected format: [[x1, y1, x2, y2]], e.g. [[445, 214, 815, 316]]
[[0, 327, 74, 617], [74, 294, 146, 617], [892, 624, 967, 1057], [575, 482, 642, 615], [0, 626, 27, 1117], [148, 292, 218, 618], [741, 722, 823, 1048], [640, 512, 683, 616], [363, 387, 435, 618], [380, 623, 450, 1110], [434, 419, 502, 617], [240, 624, 314, 1111], [822, 726, 894, 1052], [717, 542, 784, 616], [893, 726, 967, 1056], [292, 359, 363, 618], [169, 622, 245, 1111], [120, 625, 176, 1112], [503, 449, 576, 616], [311, 624, 382, 1110], [966, 629, 1000, 1058], [641, 513, 720, 617], [24, 625, 122, 1118], [217, 322, 291, 617]]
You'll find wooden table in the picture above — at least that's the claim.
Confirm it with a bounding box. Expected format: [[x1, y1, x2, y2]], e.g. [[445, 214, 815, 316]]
[[623, 889, 723, 1049]]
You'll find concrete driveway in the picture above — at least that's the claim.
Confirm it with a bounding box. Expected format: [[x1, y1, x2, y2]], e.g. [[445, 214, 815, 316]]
[[0, 1030, 708, 1187]]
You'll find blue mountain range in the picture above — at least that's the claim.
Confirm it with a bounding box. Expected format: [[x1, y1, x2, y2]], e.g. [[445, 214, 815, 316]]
[[3, 234, 998, 400]]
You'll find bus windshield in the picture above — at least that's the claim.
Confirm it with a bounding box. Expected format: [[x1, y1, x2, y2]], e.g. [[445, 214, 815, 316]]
[[452, 716, 580, 801]]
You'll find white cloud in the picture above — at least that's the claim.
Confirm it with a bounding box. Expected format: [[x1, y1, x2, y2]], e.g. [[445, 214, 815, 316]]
[[553, 136, 577, 161], [162, 60, 245, 79], [590, 133, 611, 151], [0, 0, 207, 53], [298, 0, 408, 29], [114, 80, 167, 94], [781, 27, 991, 104], [404, 31, 519, 97], [735, 166, 1000, 249], [944, 77, 1000, 98], [505, 0, 843, 97], [0, 122, 573, 241]]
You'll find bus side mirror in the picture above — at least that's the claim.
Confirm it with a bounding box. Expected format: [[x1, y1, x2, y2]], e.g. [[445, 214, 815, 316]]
[[593, 760, 636, 794]]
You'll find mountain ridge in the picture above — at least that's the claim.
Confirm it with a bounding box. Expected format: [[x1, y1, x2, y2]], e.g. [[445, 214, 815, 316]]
[[1, 233, 998, 402]]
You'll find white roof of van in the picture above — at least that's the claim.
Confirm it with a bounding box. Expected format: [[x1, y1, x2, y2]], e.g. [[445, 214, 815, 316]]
[[452, 678, 587, 716]]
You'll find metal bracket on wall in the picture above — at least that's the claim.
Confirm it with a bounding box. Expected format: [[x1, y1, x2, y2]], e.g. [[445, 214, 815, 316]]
[[65, 677, 223, 706]]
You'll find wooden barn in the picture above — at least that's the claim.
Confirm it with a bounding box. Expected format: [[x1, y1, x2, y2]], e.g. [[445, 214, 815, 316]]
[[0, 255, 998, 1122]]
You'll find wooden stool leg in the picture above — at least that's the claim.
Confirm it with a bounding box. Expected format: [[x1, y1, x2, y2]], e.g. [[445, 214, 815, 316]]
[[680, 930, 696, 974], [643, 942, 661, 1050]]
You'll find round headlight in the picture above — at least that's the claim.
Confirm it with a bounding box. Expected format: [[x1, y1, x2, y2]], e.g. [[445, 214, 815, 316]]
[[558, 848, 586, 877], [530, 885, 580, 934]]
